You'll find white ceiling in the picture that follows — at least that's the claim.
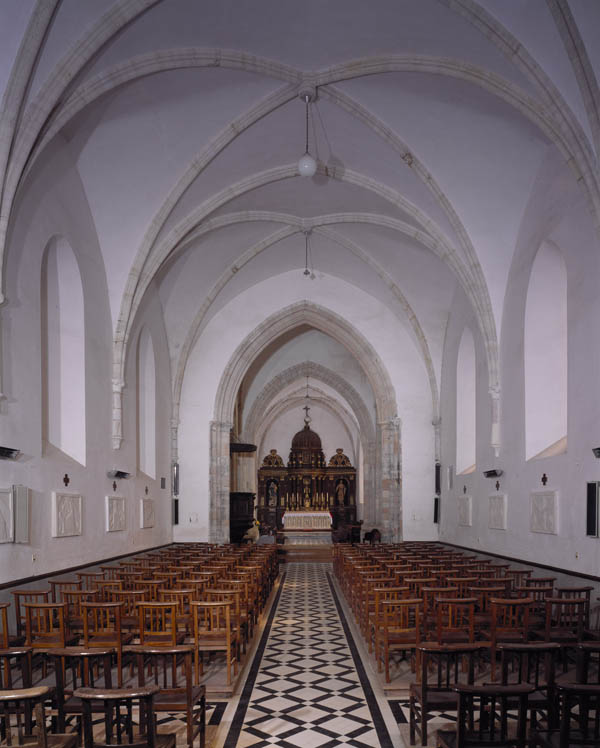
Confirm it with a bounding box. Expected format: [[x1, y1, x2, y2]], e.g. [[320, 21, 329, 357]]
[[2, 0, 599, 445]]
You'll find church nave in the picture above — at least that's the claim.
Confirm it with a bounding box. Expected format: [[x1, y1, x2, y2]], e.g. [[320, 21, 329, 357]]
[[218, 562, 398, 748]]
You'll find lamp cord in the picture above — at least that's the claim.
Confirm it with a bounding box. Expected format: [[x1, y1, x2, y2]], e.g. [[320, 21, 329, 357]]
[[305, 98, 309, 154], [304, 233, 309, 274]]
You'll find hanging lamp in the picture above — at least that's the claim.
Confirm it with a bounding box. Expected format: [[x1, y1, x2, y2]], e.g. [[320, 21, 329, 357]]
[[298, 91, 317, 177]]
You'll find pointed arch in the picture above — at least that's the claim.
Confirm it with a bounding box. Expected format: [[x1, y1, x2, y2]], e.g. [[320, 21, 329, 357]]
[[208, 302, 400, 542]]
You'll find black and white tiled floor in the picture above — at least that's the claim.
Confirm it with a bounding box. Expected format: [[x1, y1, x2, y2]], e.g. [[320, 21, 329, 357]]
[[223, 563, 395, 747]]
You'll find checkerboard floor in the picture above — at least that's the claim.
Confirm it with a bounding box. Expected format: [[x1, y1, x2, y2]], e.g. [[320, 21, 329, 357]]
[[222, 563, 396, 747]]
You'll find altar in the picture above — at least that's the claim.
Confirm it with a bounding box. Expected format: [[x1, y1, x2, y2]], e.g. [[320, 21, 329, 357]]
[[282, 511, 332, 530]]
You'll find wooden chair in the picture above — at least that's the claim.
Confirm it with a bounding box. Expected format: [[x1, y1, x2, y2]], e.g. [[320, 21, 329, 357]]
[[445, 577, 478, 598], [11, 592, 50, 641], [434, 597, 476, 645], [157, 589, 194, 634], [91, 580, 123, 602], [126, 645, 205, 748], [23, 603, 73, 652], [409, 642, 482, 746], [46, 646, 114, 733], [73, 685, 176, 748], [575, 641, 600, 684], [138, 603, 183, 647], [81, 602, 132, 687], [1, 603, 24, 648], [541, 597, 586, 645], [0, 685, 78, 748], [530, 682, 600, 747], [381, 598, 422, 683], [369, 586, 409, 665], [0, 644, 33, 693], [133, 580, 162, 602], [469, 585, 507, 631], [62, 590, 97, 636], [481, 597, 534, 681], [556, 586, 594, 634], [497, 642, 560, 731], [190, 601, 238, 686], [75, 572, 105, 591], [48, 580, 81, 604], [436, 683, 535, 748], [515, 585, 553, 629], [110, 591, 146, 633]]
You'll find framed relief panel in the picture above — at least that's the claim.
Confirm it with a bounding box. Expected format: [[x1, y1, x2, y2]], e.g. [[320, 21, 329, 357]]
[[458, 495, 472, 527], [488, 494, 507, 530], [530, 490, 558, 534], [0, 488, 14, 543], [140, 498, 155, 529], [52, 492, 82, 537], [105, 495, 126, 532]]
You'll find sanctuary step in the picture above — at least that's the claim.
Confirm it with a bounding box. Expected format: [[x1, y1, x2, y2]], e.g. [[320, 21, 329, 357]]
[[281, 530, 333, 562], [282, 544, 333, 563]]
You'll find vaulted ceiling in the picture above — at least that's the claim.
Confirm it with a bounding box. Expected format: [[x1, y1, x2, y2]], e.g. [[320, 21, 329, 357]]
[[2, 0, 599, 446]]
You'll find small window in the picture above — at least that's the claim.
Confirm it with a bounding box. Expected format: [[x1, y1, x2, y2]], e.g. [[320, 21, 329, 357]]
[[586, 482, 599, 537]]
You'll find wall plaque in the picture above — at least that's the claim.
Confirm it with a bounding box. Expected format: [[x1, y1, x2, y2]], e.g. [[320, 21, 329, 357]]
[[52, 492, 82, 537], [105, 495, 126, 532], [140, 498, 155, 529], [489, 494, 507, 530], [0, 488, 14, 543], [458, 495, 472, 527], [530, 490, 558, 534]]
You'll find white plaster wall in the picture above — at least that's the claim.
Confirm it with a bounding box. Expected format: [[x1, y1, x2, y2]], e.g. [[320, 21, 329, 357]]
[[176, 270, 438, 542], [0, 139, 172, 585], [439, 183, 600, 576]]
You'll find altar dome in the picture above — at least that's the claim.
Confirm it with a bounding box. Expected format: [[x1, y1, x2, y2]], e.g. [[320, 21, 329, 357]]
[[291, 424, 322, 451]]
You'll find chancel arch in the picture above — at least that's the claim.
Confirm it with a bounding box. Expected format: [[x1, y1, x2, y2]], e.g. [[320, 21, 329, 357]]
[[244, 361, 374, 520], [209, 301, 399, 542]]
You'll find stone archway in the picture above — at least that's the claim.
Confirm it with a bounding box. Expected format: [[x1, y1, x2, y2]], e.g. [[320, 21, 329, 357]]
[[209, 301, 401, 542]]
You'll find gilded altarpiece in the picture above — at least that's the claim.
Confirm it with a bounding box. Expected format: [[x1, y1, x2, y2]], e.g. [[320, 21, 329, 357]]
[[257, 422, 356, 531]]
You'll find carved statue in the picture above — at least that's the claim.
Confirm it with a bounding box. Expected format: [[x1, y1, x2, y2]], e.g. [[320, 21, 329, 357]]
[[335, 480, 347, 505], [267, 481, 278, 507]]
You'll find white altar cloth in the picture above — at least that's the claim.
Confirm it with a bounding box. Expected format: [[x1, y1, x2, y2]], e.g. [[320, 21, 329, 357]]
[[282, 511, 332, 530]]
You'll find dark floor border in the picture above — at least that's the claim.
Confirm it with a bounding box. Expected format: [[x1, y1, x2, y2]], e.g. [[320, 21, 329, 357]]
[[439, 541, 600, 583], [223, 571, 287, 748], [0, 542, 173, 590], [326, 572, 395, 748]]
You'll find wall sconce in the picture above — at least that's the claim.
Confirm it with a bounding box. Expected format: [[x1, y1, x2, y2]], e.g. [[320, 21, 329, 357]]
[[483, 469, 503, 478]]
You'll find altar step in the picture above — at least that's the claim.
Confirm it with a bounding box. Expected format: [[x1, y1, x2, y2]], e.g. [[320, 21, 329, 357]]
[[282, 545, 332, 563]]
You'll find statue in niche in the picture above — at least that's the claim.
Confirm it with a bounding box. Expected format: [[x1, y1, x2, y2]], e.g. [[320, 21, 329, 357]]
[[267, 481, 278, 507], [335, 480, 347, 506]]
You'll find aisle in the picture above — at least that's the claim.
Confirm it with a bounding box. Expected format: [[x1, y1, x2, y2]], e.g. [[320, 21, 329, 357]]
[[223, 563, 396, 747]]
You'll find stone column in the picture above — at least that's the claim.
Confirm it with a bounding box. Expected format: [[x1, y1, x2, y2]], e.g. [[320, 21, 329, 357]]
[[490, 386, 501, 457], [111, 379, 124, 449], [362, 439, 377, 525], [209, 420, 232, 544], [376, 418, 402, 542]]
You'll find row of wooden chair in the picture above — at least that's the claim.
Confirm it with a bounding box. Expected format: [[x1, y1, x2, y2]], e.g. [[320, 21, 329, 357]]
[[334, 542, 598, 686], [0, 682, 176, 748], [0, 542, 279, 748]]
